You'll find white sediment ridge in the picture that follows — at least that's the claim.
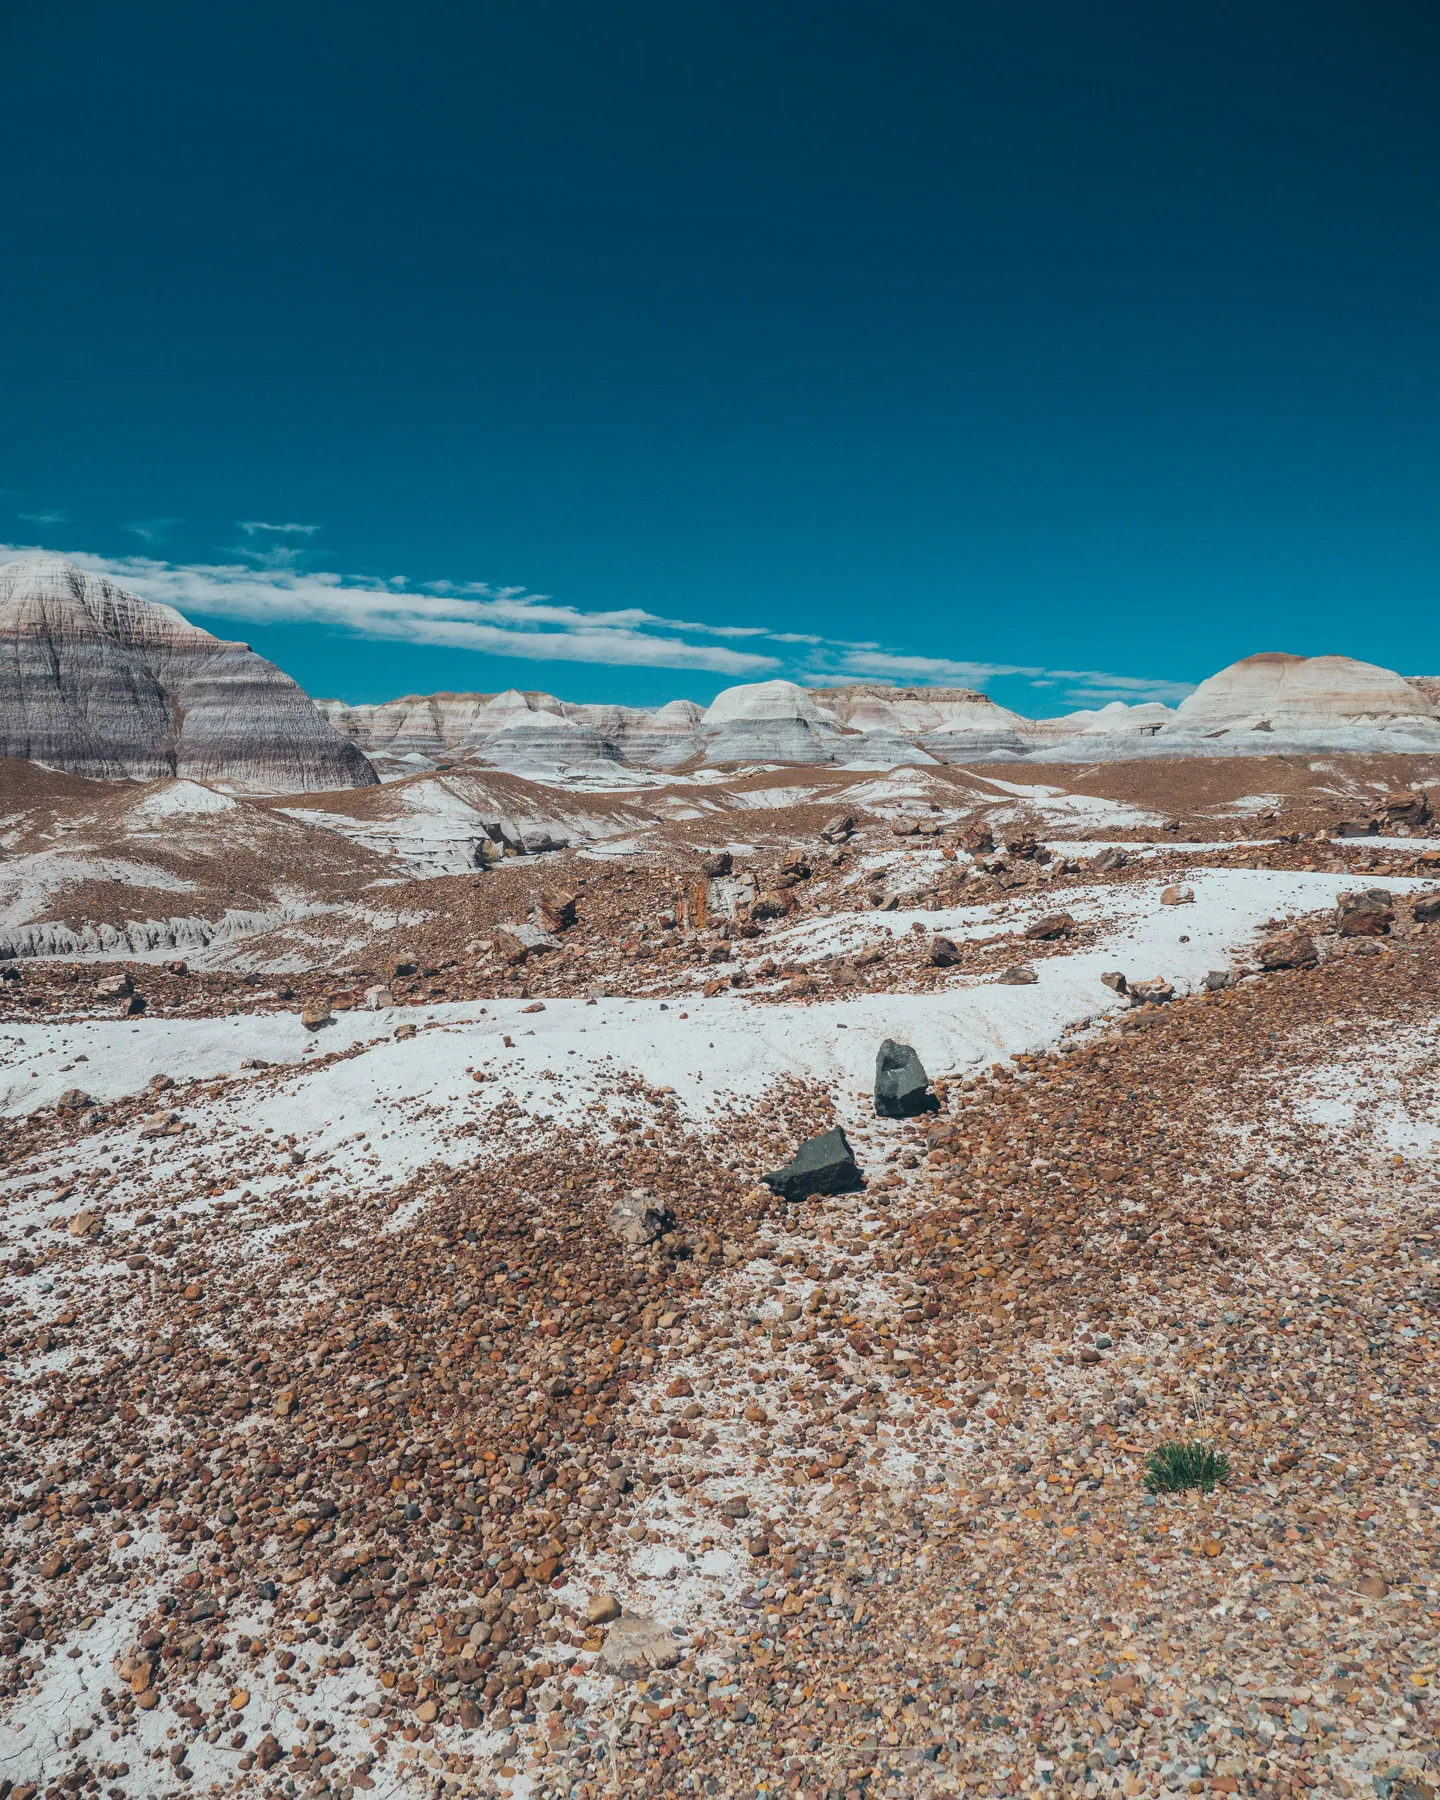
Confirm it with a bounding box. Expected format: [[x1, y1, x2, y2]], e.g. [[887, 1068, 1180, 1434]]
[[316, 657, 1440, 779], [4, 867, 1420, 1169]]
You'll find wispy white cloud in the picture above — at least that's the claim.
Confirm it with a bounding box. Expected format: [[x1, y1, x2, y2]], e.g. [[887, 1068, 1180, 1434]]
[[831, 649, 1193, 707], [0, 538, 1194, 704], [835, 650, 1047, 685], [1047, 673, 1195, 704], [3, 546, 780, 678], [239, 520, 321, 536], [18, 510, 67, 525], [126, 517, 181, 543]]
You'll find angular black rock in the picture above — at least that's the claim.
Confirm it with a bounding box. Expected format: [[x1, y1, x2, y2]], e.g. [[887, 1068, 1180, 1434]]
[[762, 1126, 863, 1202], [873, 1039, 937, 1119]]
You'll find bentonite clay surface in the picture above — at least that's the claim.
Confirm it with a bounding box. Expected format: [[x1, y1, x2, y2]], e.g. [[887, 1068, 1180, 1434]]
[[1, 758, 1438, 1800]]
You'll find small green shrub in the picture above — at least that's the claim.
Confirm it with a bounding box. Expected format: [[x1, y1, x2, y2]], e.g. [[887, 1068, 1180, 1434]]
[[1142, 1440, 1231, 1495]]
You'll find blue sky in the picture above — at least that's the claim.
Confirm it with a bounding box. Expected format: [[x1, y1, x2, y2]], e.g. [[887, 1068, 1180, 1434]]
[[4, 0, 1439, 714]]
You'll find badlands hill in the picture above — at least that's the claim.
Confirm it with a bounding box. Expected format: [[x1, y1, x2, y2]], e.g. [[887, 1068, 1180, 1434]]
[[0, 555, 376, 791], [319, 653, 1440, 777], [2, 551, 1435, 791]]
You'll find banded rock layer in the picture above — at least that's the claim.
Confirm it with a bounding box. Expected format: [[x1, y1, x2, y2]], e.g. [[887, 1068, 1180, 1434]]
[[321, 659, 1440, 776], [0, 556, 376, 791]]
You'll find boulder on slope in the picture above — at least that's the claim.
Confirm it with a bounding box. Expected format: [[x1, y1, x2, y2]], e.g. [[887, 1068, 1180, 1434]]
[[1336, 889, 1394, 937], [874, 1040, 937, 1119], [763, 1127, 864, 1202]]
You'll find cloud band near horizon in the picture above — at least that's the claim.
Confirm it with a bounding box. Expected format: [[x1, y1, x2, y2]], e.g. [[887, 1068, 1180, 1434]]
[[0, 541, 1195, 706]]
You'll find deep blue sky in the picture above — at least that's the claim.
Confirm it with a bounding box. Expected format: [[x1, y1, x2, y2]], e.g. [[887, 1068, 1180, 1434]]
[[4, 0, 1439, 712]]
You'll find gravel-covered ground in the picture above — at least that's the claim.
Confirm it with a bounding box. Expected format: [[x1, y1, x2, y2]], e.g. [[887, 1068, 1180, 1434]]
[[2, 786, 1438, 1800]]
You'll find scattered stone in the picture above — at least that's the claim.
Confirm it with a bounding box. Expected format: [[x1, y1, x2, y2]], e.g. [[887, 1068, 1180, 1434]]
[[820, 812, 856, 843], [1024, 911, 1075, 940], [928, 935, 961, 967], [699, 851, 733, 876], [536, 888, 578, 933], [1129, 976, 1175, 1004], [300, 1003, 333, 1031], [873, 1039, 937, 1119], [596, 1615, 683, 1678], [763, 1126, 863, 1201], [1336, 887, 1395, 937], [362, 984, 394, 1009], [94, 973, 132, 999], [495, 921, 559, 963], [54, 1088, 93, 1112], [1100, 971, 1128, 994], [997, 964, 1038, 985], [607, 1191, 670, 1247], [1381, 789, 1430, 825], [586, 1594, 622, 1625], [1160, 884, 1195, 905], [1258, 930, 1318, 970]]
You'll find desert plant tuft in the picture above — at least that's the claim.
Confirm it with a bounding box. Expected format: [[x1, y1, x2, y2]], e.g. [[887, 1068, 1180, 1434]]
[[1142, 1440, 1230, 1495]]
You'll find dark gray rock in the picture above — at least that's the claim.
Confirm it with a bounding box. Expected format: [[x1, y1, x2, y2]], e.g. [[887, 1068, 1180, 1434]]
[[873, 1039, 936, 1119], [762, 1126, 863, 1202]]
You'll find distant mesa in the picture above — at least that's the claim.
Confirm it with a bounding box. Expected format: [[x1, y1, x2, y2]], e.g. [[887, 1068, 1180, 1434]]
[[316, 688, 705, 775], [1170, 651, 1438, 736], [0, 555, 376, 792], [317, 653, 1440, 778]]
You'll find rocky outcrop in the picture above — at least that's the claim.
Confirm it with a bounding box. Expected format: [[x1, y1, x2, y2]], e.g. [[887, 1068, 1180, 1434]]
[[0, 556, 376, 792]]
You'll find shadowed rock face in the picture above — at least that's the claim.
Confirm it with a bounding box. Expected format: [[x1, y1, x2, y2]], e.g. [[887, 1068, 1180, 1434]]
[[0, 556, 377, 791]]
